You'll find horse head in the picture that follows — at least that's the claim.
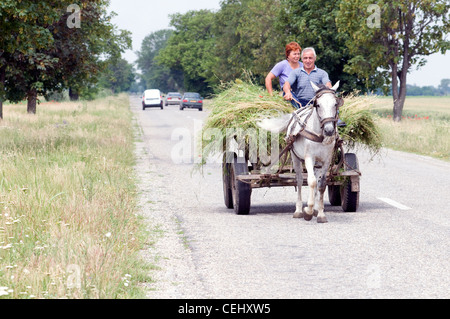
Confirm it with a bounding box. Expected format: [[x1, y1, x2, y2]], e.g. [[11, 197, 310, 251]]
[[310, 81, 342, 138]]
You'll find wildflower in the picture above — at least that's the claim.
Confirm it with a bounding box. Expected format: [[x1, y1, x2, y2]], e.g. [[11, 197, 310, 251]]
[[0, 287, 9, 297], [121, 274, 132, 287]]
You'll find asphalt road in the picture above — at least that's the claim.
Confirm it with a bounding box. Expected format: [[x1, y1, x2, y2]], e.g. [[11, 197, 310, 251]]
[[131, 95, 449, 299]]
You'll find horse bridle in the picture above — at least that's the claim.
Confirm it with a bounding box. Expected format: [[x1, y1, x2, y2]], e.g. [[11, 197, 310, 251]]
[[286, 89, 343, 145], [269, 89, 344, 172], [271, 89, 343, 173], [313, 89, 343, 129]]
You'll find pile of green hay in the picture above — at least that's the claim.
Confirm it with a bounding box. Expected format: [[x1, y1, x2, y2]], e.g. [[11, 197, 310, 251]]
[[338, 93, 383, 155], [200, 80, 291, 165], [203, 79, 293, 130], [200, 81, 382, 165]]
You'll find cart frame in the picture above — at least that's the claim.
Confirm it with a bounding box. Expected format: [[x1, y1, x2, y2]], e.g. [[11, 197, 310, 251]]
[[222, 138, 361, 215]]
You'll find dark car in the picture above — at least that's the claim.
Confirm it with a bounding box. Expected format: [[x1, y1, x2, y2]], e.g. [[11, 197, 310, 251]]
[[180, 92, 203, 111], [165, 92, 182, 106]]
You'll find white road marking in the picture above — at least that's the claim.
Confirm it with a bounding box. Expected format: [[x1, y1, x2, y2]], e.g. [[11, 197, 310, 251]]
[[377, 197, 412, 210]]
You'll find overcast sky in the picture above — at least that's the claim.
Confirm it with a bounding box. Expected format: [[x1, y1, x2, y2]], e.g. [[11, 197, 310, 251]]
[[108, 0, 449, 87]]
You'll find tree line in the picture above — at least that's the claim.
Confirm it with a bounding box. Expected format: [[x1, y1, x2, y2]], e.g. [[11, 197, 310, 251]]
[[0, 0, 133, 118], [405, 79, 450, 96], [137, 0, 449, 121]]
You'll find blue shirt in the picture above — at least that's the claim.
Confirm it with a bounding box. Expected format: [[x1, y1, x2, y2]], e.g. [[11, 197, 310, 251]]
[[287, 66, 330, 102]]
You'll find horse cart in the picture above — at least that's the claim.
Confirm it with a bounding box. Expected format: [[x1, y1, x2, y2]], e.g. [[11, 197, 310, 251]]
[[221, 83, 361, 219], [222, 140, 361, 215]]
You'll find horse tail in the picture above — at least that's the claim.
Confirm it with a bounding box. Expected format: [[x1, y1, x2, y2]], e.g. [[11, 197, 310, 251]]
[[257, 114, 291, 133]]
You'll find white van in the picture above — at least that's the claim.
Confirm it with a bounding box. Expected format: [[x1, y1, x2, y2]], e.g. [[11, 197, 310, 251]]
[[142, 89, 163, 110]]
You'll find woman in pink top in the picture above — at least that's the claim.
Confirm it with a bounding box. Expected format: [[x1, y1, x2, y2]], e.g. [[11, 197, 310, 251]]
[[265, 42, 303, 96]]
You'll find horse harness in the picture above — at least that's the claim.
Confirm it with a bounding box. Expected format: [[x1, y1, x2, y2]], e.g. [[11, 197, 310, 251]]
[[267, 89, 343, 173], [276, 108, 323, 173], [288, 89, 343, 144]]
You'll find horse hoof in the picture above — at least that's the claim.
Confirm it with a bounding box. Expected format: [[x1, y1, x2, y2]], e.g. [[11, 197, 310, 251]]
[[317, 216, 328, 223], [293, 212, 303, 219], [303, 207, 313, 221]]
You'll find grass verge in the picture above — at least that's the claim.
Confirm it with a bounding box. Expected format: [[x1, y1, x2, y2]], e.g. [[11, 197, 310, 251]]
[[0, 94, 153, 299], [370, 96, 450, 161]]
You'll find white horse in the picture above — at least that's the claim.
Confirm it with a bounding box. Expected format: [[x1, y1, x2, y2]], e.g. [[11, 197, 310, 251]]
[[258, 81, 343, 223]]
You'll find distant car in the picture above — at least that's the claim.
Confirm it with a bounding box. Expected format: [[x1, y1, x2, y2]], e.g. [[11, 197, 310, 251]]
[[165, 92, 182, 106], [180, 92, 203, 111], [142, 89, 163, 110]]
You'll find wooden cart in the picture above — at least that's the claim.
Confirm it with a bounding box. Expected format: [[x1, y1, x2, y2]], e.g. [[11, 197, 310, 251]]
[[222, 139, 361, 215]]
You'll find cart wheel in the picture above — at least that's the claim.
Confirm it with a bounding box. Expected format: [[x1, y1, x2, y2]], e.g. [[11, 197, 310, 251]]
[[341, 153, 359, 212], [230, 155, 252, 215], [222, 152, 234, 209], [328, 185, 341, 206]]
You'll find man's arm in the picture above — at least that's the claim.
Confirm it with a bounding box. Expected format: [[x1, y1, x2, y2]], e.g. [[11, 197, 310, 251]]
[[321, 70, 332, 88], [283, 70, 298, 100], [283, 81, 293, 100]]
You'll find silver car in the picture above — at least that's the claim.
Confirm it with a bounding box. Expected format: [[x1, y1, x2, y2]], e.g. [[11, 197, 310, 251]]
[[165, 92, 182, 106]]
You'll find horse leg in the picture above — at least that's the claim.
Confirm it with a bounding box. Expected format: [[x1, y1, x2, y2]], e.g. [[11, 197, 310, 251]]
[[292, 152, 304, 219], [316, 167, 329, 223], [303, 156, 316, 221], [313, 167, 320, 217]]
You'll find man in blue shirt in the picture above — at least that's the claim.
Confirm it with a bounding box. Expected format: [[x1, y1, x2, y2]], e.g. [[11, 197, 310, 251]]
[[283, 47, 332, 108]]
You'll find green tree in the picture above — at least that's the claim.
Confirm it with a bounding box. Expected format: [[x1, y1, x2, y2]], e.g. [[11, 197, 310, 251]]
[[438, 78, 450, 95], [0, 0, 63, 118], [156, 1, 284, 93], [278, 0, 378, 93], [0, 0, 131, 116], [57, 1, 132, 101], [211, 0, 284, 86], [406, 84, 438, 96], [98, 58, 135, 93], [157, 10, 217, 96], [336, 0, 450, 121], [136, 29, 183, 93]]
